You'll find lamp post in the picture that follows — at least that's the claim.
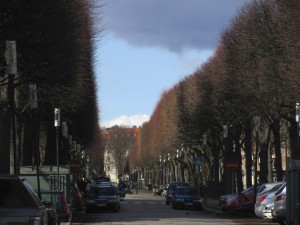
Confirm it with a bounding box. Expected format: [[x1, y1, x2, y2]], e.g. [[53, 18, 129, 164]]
[[253, 116, 260, 203], [86, 154, 90, 178], [54, 108, 60, 190], [296, 103, 300, 159], [159, 155, 162, 185], [62, 121, 68, 164], [163, 155, 166, 185], [6, 41, 17, 175], [81, 150, 86, 178], [136, 167, 139, 194], [29, 83, 41, 199], [223, 125, 232, 193]]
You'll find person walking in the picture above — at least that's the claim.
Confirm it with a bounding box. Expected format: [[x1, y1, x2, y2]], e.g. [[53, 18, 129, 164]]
[[147, 184, 153, 194]]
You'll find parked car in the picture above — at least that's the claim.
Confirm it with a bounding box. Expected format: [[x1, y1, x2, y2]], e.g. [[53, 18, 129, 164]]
[[155, 185, 166, 196], [37, 189, 70, 224], [85, 182, 120, 212], [256, 182, 285, 200], [0, 174, 48, 225], [218, 192, 239, 213], [254, 182, 285, 219], [237, 182, 284, 214], [42, 200, 58, 225], [236, 185, 260, 213], [171, 186, 203, 210], [272, 183, 287, 225], [165, 182, 190, 205], [70, 183, 85, 212]]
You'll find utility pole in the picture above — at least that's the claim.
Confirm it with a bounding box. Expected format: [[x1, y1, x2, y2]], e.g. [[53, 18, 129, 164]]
[[6, 41, 18, 175]]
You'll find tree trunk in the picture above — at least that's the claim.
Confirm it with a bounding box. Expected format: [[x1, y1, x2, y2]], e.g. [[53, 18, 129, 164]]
[[272, 119, 283, 181], [44, 122, 57, 165], [0, 108, 11, 173], [289, 119, 298, 159], [259, 129, 270, 184], [244, 119, 253, 188]]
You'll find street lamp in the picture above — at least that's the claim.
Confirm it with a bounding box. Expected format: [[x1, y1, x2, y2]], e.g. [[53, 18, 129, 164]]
[[6, 41, 17, 175], [29, 83, 41, 199], [54, 108, 60, 190], [296, 103, 300, 159], [253, 116, 260, 203]]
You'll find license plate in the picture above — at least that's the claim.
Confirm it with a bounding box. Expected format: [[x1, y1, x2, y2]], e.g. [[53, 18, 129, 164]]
[[97, 203, 106, 207]]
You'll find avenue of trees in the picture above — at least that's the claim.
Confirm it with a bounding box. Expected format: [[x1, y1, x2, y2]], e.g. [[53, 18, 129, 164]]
[[0, 1, 103, 175], [133, 0, 300, 195]]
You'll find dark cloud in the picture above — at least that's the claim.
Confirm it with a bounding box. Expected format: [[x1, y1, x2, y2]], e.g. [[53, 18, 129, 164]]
[[99, 0, 251, 53]]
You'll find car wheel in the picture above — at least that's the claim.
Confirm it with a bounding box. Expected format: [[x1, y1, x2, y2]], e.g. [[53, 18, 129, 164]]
[[278, 219, 287, 225], [114, 205, 120, 212], [85, 207, 90, 213], [166, 198, 170, 205]]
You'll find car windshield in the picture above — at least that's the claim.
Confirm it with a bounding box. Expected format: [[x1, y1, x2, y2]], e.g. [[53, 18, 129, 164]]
[[40, 192, 61, 206], [176, 188, 196, 195], [0, 179, 36, 208], [90, 187, 115, 195]]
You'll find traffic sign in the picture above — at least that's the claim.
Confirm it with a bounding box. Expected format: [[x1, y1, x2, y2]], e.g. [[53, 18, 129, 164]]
[[195, 156, 201, 166]]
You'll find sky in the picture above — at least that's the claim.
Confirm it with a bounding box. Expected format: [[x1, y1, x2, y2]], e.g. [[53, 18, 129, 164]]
[[94, 0, 251, 128]]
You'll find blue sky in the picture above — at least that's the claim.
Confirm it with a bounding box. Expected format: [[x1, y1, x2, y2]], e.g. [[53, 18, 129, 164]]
[[94, 0, 251, 127]]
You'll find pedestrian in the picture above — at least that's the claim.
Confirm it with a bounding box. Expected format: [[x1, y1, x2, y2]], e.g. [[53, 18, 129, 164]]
[[147, 184, 153, 194], [118, 180, 126, 198]]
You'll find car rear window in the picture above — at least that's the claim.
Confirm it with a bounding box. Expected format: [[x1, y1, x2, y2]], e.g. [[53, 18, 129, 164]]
[[40, 192, 61, 205], [176, 188, 196, 195], [0, 179, 36, 208], [90, 187, 115, 195]]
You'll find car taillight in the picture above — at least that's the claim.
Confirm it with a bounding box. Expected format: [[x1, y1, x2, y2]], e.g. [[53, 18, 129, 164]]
[[275, 195, 285, 201], [29, 216, 41, 225], [258, 195, 267, 205], [48, 204, 56, 212]]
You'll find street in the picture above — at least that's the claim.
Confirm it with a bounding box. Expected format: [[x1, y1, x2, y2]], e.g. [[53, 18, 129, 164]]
[[68, 189, 273, 225]]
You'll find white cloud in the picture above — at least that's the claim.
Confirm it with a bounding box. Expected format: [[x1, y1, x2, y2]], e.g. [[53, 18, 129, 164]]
[[101, 114, 150, 128]]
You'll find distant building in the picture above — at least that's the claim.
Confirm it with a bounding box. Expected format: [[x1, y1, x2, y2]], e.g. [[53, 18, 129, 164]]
[[102, 126, 139, 183]]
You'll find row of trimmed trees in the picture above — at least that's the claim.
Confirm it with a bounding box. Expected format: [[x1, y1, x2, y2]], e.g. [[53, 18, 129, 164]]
[[0, 1, 103, 174], [131, 0, 300, 195]]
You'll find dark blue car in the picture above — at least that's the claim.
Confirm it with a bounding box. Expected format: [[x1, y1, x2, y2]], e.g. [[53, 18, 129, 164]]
[[85, 184, 120, 212], [171, 186, 203, 210]]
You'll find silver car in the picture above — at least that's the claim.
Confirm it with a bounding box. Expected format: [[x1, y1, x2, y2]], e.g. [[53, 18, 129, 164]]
[[0, 174, 48, 225], [256, 182, 285, 200], [255, 182, 285, 220], [271, 183, 286, 225]]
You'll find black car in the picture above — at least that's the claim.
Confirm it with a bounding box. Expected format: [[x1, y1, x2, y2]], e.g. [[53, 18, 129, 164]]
[[85, 183, 120, 212], [171, 186, 203, 210], [165, 182, 190, 205]]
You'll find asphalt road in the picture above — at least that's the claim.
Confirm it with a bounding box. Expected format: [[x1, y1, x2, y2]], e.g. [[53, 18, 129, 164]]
[[66, 189, 275, 225]]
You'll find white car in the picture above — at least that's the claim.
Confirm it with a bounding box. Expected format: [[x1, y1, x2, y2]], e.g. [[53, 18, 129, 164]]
[[255, 182, 285, 219]]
